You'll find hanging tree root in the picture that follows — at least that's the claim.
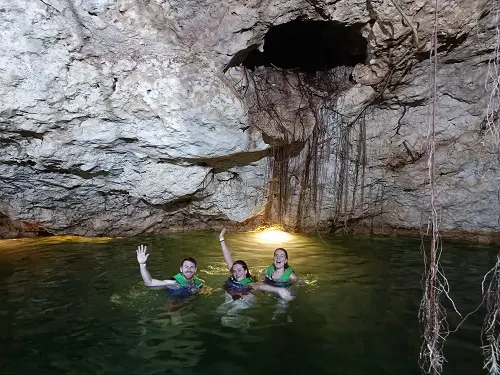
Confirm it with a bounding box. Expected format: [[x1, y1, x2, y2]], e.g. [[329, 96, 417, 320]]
[[485, 7, 500, 145], [482, 256, 500, 375], [237, 65, 361, 229], [228, 0, 429, 231], [418, 0, 448, 374], [482, 5, 500, 374]]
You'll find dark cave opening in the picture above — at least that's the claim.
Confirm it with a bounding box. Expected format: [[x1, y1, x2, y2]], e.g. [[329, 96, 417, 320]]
[[236, 19, 368, 73]]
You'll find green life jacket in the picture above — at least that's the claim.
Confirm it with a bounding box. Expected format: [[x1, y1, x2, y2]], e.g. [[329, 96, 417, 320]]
[[172, 273, 203, 289], [232, 276, 255, 284], [266, 264, 294, 282]]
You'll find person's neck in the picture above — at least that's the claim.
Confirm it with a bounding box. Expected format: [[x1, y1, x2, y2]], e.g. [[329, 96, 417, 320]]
[[273, 267, 284, 277], [182, 274, 194, 283]]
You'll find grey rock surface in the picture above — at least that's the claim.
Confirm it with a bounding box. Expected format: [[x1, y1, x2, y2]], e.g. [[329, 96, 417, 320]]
[[0, 0, 498, 241]]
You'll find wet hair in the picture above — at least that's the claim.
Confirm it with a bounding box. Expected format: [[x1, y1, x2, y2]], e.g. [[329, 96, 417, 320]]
[[180, 257, 197, 268], [231, 259, 253, 279], [274, 248, 289, 269]]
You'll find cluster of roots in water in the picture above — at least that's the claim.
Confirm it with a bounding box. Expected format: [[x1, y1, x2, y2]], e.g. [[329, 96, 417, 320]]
[[482, 256, 500, 375], [418, 237, 447, 375], [236, 65, 370, 231]]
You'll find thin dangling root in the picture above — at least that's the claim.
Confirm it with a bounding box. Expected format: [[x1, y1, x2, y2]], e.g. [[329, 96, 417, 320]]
[[481, 256, 500, 375]]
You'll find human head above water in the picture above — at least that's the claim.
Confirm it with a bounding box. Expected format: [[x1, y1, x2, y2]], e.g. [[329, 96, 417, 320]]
[[180, 257, 197, 280], [273, 248, 289, 269], [231, 259, 252, 281]]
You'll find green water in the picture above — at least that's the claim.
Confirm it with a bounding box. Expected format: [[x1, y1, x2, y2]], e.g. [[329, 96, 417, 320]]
[[0, 232, 494, 375]]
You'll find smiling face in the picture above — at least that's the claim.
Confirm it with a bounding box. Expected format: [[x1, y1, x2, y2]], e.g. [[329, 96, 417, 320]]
[[273, 249, 288, 270], [180, 260, 197, 280], [231, 262, 249, 281]]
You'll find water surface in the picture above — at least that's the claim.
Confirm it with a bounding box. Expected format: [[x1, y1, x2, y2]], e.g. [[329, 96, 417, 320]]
[[0, 232, 494, 375]]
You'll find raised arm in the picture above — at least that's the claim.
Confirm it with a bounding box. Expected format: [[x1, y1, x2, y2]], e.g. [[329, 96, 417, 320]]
[[136, 245, 177, 288], [219, 228, 234, 271]]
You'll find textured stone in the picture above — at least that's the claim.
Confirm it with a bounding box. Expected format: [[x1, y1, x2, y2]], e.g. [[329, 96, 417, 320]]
[[0, 0, 498, 241]]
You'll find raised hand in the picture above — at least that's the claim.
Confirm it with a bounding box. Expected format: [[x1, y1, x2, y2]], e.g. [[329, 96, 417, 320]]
[[219, 227, 234, 270], [136, 244, 150, 264]]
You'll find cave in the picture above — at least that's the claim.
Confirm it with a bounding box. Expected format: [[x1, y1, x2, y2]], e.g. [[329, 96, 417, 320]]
[[241, 19, 368, 73]]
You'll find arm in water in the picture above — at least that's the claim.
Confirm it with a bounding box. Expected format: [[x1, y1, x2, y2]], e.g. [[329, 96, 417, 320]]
[[289, 272, 304, 285], [251, 283, 293, 301], [136, 245, 178, 288], [219, 228, 234, 271]]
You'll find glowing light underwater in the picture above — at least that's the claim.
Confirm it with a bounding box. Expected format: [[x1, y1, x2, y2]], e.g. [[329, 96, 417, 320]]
[[253, 227, 292, 243]]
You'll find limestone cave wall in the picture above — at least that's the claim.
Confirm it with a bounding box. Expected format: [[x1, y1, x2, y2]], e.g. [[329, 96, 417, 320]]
[[0, 0, 498, 241]]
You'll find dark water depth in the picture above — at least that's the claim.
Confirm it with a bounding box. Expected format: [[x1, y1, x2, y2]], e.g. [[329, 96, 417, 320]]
[[0, 232, 496, 375]]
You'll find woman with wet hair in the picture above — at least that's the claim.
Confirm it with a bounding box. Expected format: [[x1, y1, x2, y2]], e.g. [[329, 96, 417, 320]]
[[263, 247, 301, 287]]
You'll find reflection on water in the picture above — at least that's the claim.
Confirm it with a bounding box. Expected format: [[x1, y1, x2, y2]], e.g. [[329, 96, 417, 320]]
[[0, 232, 495, 375], [217, 293, 257, 329]]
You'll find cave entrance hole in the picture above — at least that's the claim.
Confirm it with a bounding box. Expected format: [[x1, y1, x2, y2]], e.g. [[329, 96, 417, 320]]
[[226, 19, 368, 73]]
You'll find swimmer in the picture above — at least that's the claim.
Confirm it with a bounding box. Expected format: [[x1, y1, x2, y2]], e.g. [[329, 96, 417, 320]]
[[263, 247, 301, 287], [219, 228, 292, 301], [261, 245, 302, 320], [136, 244, 204, 300]]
